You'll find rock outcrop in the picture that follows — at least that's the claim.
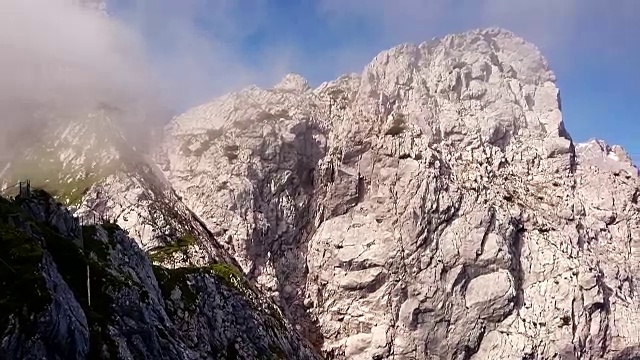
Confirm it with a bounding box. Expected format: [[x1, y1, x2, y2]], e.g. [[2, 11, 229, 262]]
[[2, 24, 639, 359], [0, 190, 320, 359], [157, 28, 640, 359]]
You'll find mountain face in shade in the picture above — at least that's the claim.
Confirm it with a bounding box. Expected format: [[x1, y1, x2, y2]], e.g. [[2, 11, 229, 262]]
[[0, 190, 320, 359], [2, 24, 640, 360]]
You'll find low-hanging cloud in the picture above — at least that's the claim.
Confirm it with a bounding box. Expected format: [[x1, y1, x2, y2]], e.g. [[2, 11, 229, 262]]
[[1, 0, 637, 162], [0, 0, 153, 160], [0, 0, 292, 160], [0, 0, 151, 114]]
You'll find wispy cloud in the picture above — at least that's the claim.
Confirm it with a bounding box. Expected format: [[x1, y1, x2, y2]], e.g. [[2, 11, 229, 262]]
[[111, 0, 293, 109], [0, 0, 150, 113], [1, 0, 637, 159], [0, 0, 154, 158], [0, 0, 296, 158]]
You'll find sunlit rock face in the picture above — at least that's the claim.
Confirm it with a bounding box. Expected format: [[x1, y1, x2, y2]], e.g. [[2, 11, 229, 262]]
[[3, 16, 640, 359], [157, 28, 640, 359]]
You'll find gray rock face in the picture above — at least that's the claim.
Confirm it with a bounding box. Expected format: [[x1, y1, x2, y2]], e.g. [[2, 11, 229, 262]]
[[2, 21, 638, 358], [0, 191, 320, 359], [75, 163, 238, 268], [157, 28, 640, 359]]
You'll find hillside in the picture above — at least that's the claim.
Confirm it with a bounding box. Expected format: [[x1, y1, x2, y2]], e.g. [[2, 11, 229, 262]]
[[0, 189, 319, 359]]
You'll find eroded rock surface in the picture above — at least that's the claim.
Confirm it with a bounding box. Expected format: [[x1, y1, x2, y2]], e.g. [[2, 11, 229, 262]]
[[157, 28, 640, 359], [2, 23, 639, 359]]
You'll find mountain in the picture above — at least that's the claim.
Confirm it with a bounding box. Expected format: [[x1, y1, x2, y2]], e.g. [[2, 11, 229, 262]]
[[0, 189, 320, 359], [2, 25, 640, 359], [156, 28, 640, 359]]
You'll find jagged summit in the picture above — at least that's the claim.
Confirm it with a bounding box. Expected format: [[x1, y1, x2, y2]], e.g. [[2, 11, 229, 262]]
[[274, 73, 311, 93], [2, 24, 640, 360], [157, 27, 640, 359], [576, 138, 639, 176]]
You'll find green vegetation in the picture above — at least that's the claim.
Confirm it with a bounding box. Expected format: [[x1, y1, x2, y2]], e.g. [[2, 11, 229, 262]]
[[152, 260, 287, 331], [209, 263, 245, 290], [147, 233, 197, 263], [153, 262, 250, 310], [0, 191, 290, 358], [44, 222, 153, 358], [8, 169, 102, 207], [208, 263, 286, 329], [6, 150, 119, 207], [38, 223, 119, 358], [47, 176, 100, 207]]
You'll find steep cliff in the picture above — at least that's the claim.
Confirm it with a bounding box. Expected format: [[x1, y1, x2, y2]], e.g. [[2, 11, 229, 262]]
[[0, 190, 320, 359], [158, 28, 640, 359], [2, 24, 640, 359]]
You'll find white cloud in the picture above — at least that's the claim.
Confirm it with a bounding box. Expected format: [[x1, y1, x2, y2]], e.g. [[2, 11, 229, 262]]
[[0, 0, 298, 158]]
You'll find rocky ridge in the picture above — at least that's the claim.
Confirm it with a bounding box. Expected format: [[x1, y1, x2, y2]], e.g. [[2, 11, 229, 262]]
[[1, 25, 639, 359], [0, 189, 320, 359], [156, 28, 640, 359]]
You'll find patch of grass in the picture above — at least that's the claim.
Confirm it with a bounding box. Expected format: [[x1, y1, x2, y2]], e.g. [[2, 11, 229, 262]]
[[208, 263, 287, 329], [0, 192, 155, 358], [147, 233, 197, 264], [209, 263, 244, 289], [153, 263, 252, 311], [47, 176, 100, 207], [7, 148, 119, 207], [153, 261, 290, 341]]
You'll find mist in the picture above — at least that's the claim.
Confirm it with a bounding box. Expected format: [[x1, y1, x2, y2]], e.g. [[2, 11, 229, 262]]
[[1, 0, 637, 161], [0, 0, 154, 111], [0, 0, 289, 162], [109, 0, 292, 111], [0, 0, 151, 159]]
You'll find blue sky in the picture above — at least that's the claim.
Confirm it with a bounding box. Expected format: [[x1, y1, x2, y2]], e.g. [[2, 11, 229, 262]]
[[109, 0, 639, 162]]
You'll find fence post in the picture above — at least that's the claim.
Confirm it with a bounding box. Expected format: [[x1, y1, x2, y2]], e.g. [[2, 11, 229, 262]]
[[87, 263, 91, 307]]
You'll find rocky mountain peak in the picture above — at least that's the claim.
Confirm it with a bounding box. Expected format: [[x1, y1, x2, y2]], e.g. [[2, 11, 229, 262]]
[[274, 73, 311, 93], [576, 138, 639, 176], [155, 27, 640, 359], [2, 24, 640, 360]]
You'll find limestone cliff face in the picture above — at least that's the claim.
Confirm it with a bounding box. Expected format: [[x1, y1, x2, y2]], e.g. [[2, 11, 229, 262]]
[[157, 28, 640, 359], [2, 25, 639, 359]]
